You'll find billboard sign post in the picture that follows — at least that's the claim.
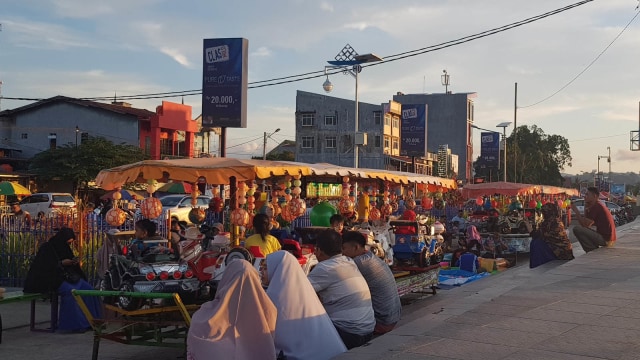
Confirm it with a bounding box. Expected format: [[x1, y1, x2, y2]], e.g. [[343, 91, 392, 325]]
[[480, 132, 500, 167], [400, 104, 427, 157], [202, 38, 248, 128]]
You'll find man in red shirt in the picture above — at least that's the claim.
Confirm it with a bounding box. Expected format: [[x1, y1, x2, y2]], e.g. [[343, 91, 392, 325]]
[[571, 187, 616, 253]]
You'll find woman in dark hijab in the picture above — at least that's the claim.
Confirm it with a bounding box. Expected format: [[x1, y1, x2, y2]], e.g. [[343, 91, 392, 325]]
[[528, 203, 575, 268], [24, 227, 102, 332]]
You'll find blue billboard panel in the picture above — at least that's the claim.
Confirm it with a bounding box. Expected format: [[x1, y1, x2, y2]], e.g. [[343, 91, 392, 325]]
[[202, 38, 248, 128], [400, 104, 427, 157], [611, 183, 625, 195], [480, 132, 500, 166]]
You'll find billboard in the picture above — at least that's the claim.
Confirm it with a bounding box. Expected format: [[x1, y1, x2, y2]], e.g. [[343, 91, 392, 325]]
[[202, 38, 248, 128], [480, 132, 500, 167], [611, 183, 625, 195], [400, 104, 427, 157]]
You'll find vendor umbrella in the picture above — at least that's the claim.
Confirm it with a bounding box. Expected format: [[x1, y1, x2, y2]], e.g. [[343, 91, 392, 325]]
[[0, 181, 31, 196], [100, 189, 145, 201], [157, 181, 193, 194]]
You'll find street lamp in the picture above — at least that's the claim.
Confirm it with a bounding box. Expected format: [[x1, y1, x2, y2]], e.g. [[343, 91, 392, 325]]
[[597, 148, 611, 196], [75, 125, 79, 148], [323, 44, 383, 168], [263, 128, 280, 160], [496, 122, 512, 182], [441, 70, 450, 94]]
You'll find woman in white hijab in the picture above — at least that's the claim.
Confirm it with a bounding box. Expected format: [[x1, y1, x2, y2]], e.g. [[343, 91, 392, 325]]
[[263, 251, 347, 360], [187, 259, 278, 360]]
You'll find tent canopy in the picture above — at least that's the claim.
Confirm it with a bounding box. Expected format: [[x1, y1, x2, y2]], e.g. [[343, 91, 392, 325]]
[[461, 182, 578, 198], [95, 157, 459, 191]]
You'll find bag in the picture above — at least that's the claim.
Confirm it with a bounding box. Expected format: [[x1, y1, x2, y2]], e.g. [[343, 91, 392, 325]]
[[62, 267, 82, 284]]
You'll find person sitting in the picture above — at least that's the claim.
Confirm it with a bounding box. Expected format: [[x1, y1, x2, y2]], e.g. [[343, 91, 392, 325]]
[[307, 229, 375, 349], [23, 227, 102, 333], [330, 214, 345, 234], [460, 225, 482, 253], [11, 202, 32, 228], [187, 259, 278, 360], [131, 219, 168, 258], [451, 210, 467, 232], [261, 251, 347, 360], [341, 231, 402, 335], [244, 213, 281, 257], [571, 186, 616, 253], [169, 220, 186, 258], [528, 203, 574, 268]]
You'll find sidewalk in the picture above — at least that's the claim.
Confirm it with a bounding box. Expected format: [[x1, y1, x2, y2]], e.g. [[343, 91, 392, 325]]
[[336, 220, 640, 360], [2, 221, 639, 359]]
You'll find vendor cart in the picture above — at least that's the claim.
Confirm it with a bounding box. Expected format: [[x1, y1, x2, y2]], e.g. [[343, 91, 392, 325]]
[[393, 264, 440, 297], [72, 290, 198, 360]]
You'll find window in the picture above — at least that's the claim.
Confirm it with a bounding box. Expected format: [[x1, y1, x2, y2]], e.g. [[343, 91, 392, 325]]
[[392, 138, 399, 150], [301, 136, 315, 148], [384, 136, 390, 149], [325, 136, 336, 148], [373, 111, 382, 125], [374, 135, 381, 147], [384, 114, 391, 126], [392, 116, 399, 129], [145, 136, 151, 155], [21, 133, 28, 139], [301, 114, 314, 126], [324, 115, 337, 126]]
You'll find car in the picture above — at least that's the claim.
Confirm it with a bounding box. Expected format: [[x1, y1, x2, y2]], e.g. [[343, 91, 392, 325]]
[[571, 199, 621, 214], [159, 194, 211, 224], [18, 192, 76, 216]]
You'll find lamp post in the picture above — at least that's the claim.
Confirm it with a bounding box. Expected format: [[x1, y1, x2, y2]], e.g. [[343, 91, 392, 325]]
[[441, 70, 450, 94], [75, 125, 79, 148], [263, 128, 280, 160], [323, 44, 382, 168], [496, 122, 512, 182], [597, 149, 611, 195]]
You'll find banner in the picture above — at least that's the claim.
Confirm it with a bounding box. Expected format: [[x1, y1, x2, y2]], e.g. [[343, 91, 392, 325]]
[[400, 104, 427, 157], [202, 38, 248, 128], [480, 132, 500, 167], [611, 183, 625, 195]]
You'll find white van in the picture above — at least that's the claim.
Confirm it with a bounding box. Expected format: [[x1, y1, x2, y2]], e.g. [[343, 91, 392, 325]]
[[18, 193, 76, 216]]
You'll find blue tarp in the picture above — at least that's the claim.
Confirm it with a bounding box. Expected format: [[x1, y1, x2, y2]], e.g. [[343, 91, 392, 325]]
[[438, 269, 490, 287]]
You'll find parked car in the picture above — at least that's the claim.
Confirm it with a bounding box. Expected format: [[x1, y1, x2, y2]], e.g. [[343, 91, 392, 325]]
[[18, 193, 76, 216], [571, 199, 621, 214], [160, 194, 211, 224]]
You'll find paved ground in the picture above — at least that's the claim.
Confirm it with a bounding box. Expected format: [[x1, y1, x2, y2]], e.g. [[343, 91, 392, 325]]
[[2, 220, 639, 359]]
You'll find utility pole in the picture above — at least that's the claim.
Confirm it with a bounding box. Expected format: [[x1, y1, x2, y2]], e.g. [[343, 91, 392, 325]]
[[513, 82, 518, 182]]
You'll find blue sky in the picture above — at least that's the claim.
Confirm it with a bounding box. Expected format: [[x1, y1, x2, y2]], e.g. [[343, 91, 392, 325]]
[[1, 0, 640, 176]]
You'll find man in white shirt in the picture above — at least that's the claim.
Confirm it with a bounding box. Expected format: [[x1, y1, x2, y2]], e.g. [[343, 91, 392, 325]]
[[451, 210, 467, 232], [307, 229, 375, 349]]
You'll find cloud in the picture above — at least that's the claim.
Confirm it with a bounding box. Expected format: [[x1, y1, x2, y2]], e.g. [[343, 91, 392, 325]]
[[1, 19, 92, 49], [344, 22, 370, 31], [320, 2, 334, 12], [50, 0, 163, 19], [252, 47, 272, 58], [159, 47, 193, 68]]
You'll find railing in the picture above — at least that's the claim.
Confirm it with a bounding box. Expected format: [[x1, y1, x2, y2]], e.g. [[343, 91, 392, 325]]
[[0, 211, 170, 288]]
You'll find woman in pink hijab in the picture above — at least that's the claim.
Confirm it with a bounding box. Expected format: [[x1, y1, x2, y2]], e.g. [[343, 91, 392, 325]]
[[187, 259, 278, 360]]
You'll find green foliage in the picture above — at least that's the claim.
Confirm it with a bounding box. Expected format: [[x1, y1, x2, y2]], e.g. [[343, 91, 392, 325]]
[[473, 125, 572, 186], [29, 136, 149, 192]]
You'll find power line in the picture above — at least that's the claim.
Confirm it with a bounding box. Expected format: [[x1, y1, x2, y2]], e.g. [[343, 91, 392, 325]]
[[0, 0, 595, 102], [520, 8, 640, 108]]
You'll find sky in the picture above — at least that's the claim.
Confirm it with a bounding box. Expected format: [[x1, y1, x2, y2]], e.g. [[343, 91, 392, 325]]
[[1, 0, 640, 178]]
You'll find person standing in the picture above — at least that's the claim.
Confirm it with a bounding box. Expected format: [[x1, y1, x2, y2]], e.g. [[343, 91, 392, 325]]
[[307, 229, 375, 349], [341, 231, 402, 335], [11, 202, 32, 228], [571, 187, 616, 253]]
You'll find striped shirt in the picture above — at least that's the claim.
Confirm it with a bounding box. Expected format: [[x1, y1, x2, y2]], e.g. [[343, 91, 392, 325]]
[[353, 251, 402, 326], [307, 255, 375, 336]]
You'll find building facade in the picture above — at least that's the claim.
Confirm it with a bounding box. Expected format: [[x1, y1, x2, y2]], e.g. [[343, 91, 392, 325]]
[[393, 92, 476, 183], [295, 91, 448, 176], [0, 96, 199, 161]]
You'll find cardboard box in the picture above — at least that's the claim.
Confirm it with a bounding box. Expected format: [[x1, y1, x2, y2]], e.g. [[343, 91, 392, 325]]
[[479, 257, 508, 273]]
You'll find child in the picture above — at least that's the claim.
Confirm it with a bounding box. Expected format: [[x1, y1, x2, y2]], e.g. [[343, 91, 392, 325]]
[[330, 214, 345, 234]]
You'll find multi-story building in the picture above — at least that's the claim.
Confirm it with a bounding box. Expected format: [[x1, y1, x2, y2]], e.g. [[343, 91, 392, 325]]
[[392, 92, 476, 183], [295, 90, 454, 176]]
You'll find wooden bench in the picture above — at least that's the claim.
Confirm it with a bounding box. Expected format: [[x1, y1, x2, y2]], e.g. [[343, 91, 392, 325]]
[[0, 290, 58, 344]]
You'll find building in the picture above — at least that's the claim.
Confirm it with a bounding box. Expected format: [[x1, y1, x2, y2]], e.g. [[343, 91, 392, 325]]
[[0, 96, 199, 161], [436, 145, 459, 179], [295, 90, 443, 175], [393, 92, 477, 183]]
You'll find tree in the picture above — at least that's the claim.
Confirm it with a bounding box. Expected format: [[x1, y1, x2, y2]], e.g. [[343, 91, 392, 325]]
[[29, 137, 149, 194], [473, 125, 572, 186]]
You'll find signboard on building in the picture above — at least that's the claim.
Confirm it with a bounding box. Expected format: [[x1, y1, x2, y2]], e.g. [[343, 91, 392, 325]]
[[611, 183, 626, 195], [400, 104, 427, 157], [480, 132, 500, 166], [202, 38, 248, 128]]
